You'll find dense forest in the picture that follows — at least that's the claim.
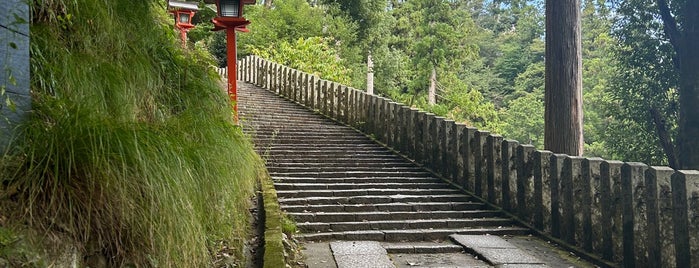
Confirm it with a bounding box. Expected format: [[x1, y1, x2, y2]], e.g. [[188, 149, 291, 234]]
[[189, 0, 695, 167]]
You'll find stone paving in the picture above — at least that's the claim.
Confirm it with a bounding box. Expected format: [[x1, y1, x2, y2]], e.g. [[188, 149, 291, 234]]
[[238, 83, 598, 268]]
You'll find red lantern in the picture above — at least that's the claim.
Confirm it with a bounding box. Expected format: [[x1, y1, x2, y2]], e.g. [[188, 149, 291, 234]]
[[205, 0, 255, 123], [168, 0, 199, 47]]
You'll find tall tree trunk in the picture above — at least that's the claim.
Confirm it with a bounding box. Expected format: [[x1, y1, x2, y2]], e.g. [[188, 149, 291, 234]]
[[367, 52, 374, 95], [544, 0, 584, 156], [678, 0, 699, 169], [428, 67, 436, 105], [657, 0, 699, 169]]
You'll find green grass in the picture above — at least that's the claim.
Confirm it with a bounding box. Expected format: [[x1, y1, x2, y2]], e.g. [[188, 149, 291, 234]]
[[0, 0, 263, 266]]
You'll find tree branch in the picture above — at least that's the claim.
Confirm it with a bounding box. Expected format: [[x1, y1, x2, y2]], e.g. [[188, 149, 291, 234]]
[[656, 0, 681, 53], [650, 107, 679, 169]]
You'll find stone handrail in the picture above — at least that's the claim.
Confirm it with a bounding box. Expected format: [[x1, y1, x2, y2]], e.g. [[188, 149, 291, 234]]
[[237, 55, 699, 268]]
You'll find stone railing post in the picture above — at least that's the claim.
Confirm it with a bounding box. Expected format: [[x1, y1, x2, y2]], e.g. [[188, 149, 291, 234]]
[[473, 130, 489, 198], [561, 156, 584, 245], [280, 67, 287, 97], [392, 103, 401, 150], [516, 145, 536, 223], [339, 86, 348, 123], [581, 157, 603, 253], [414, 111, 426, 164], [459, 126, 477, 192], [309, 75, 316, 109], [532, 150, 553, 230], [348, 88, 356, 125], [423, 114, 436, 169], [621, 162, 649, 268], [447, 121, 458, 180], [600, 160, 624, 263], [549, 154, 566, 239], [415, 111, 431, 166], [486, 134, 503, 205], [257, 57, 262, 84], [253, 56, 259, 86], [366, 95, 376, 134], [387, 102, 397, 149], [401, 107, 412, 154], [328, 82, 336, 118], [671, 170, 699, 267], [644, 166, 676, 268], [502, 139, 519, 211], [434, 117, 449, 179]]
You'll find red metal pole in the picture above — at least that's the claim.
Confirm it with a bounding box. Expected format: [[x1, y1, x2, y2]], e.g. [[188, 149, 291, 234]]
[[226, 27, 238, 123], [180, 29, 187, 48]]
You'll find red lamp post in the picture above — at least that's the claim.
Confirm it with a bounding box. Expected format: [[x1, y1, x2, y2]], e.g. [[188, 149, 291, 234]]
[[168, 0, 199, 48], [205, 0, 255, 123]]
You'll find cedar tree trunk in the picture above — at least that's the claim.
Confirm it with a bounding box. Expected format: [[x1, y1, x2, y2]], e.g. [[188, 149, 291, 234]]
[[544, 0, 584, 156]]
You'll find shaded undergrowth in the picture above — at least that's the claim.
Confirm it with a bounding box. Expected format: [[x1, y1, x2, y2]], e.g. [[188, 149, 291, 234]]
[[0, 0, 263, 266]]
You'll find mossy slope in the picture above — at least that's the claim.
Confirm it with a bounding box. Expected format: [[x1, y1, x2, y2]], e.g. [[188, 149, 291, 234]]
[[1, 0, 262, 266]]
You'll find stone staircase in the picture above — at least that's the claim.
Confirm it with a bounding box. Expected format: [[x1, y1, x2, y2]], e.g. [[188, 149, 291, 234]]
[[238, 83, 529, 245]]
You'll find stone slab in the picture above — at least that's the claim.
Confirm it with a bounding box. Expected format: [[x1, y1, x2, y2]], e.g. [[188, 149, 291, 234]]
[[330, 241, 387, 255], [331, 241, 395, 268], [477, 248, 544, 265], [495, 264, 549, 268], [390, 252, 490, 268], [450, 234, 518, 249], [303, 242, 338, 268]]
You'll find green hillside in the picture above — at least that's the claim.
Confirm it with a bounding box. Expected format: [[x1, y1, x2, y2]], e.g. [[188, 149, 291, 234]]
[[1, 0, 262, 266]]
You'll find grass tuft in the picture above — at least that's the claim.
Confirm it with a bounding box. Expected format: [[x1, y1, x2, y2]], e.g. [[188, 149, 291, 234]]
[[1, 0, 263, 266]]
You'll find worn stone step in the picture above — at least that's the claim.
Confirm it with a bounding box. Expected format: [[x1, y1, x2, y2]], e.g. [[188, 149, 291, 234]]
[[270, 171, 432, 178], [267, 162, 416, 168], [281, 201, 485, 213], [259, 150, 394, 157], [260, 144, 385, 150], [274, 182, 452, 191], [272, 177, 442, 184], [254, 140, 375, 146], [382, 242, 465, 254], [287, 210, 503, 223], [251, 127, 357, 133], [265, 157, 407, 164], [267, 166, 426, 173], [280, 194, 473, 205], [298, 218, 514, 233], [297, 226, 530, 242], [276, 188, 462, 198]]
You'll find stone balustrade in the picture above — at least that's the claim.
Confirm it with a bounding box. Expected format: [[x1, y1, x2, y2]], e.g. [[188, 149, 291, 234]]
[[238, 55, 699, 268]]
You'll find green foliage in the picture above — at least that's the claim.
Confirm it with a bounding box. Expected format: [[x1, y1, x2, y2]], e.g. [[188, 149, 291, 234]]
[[2, 0, 263, 266], [599, 0, 680, 165], [502, 90, 544, 148], [236, 0, 356, 84], [252, 37, 351, 84]]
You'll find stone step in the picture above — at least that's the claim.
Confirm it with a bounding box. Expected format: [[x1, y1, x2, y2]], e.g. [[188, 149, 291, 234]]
[[381, 242, 464, 254], [267, 166, 426, 173], [280, 201, 484, 213], [298, 218, 514, 233], [260, 150, 392, 156], [265, 157, 407, 163], [259, 144, 385, 150], [274, 182, 452, 190], [272, 177, 442, 184], [276, 188, 462, 198], [254, 141, 376, 146], [287, 210, 502, 222], [297, 226, 530, 242], [279, 194, 474, 205], [270, 171, 433, 178], [267, 162, 416, 168]]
